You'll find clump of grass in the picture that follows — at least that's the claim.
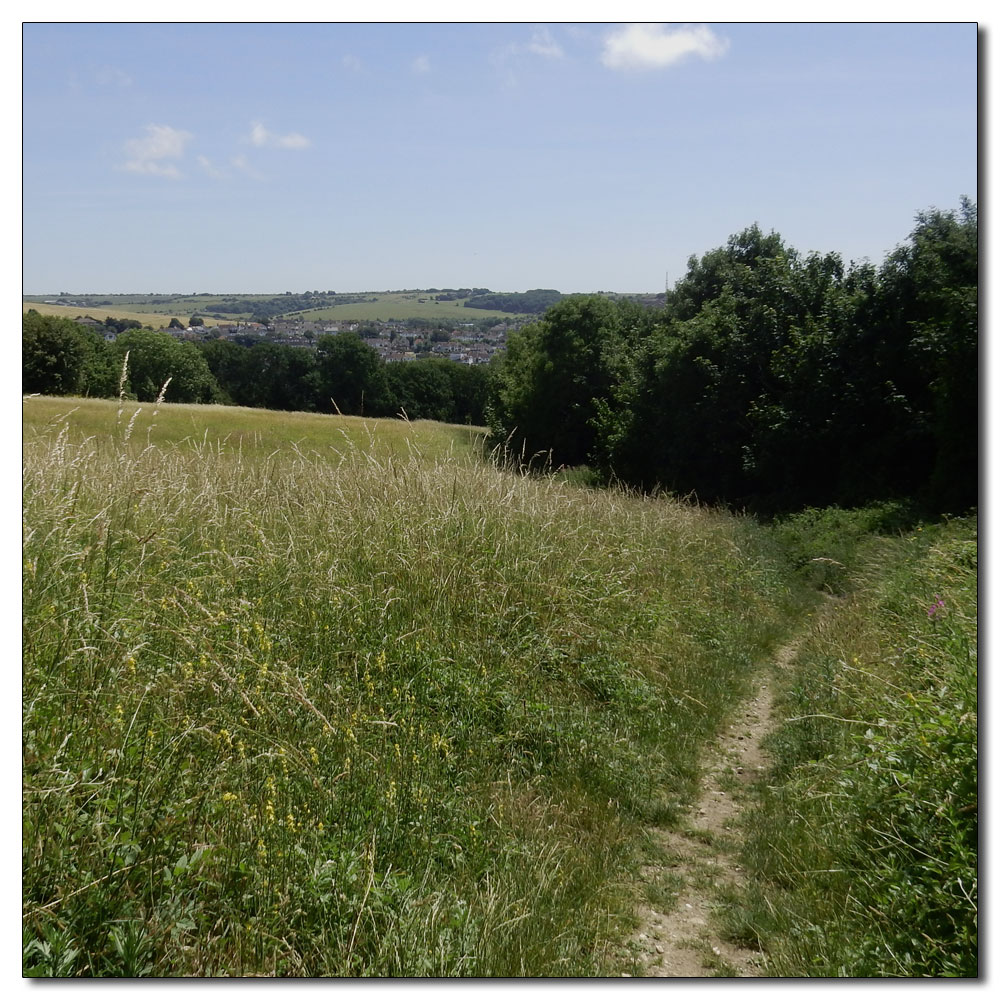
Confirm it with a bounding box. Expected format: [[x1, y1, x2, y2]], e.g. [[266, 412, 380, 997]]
[[731, 517, 977, 977], [771, 502, 918, 594], [22, 396, 795, 977]]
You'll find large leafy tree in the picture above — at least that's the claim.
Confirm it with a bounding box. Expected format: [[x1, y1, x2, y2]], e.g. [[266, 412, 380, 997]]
[[385, 359, 455, 422], [22, 311, 118, 398], [235, 343, 321, 413], [315, 333, 390, 416], [593, 205, 976, 514], [114, 329, 220, 403], [878, 199, 978, 511], [488, 295, 638, 467]]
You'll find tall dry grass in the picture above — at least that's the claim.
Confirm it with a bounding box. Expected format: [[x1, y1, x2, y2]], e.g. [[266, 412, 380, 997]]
[[23, 397, 794, 976]]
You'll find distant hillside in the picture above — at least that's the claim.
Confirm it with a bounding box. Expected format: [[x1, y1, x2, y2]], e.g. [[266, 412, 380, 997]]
[[463, 289, 563, 313]]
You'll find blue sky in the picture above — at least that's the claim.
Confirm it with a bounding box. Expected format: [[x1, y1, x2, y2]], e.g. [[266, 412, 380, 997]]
[[22, 21, 978, 294]]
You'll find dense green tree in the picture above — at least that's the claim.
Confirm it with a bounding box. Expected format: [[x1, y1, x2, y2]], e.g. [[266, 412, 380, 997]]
[[879, 199, 978, 511], [197, 339, 245, 405], [488, 296, 631, 466], [103, 316, 143, 335], [114, 329, 220, 403], [237, 343, 321, 412], [315, 333, 390, 416], [385, 359, 455, 422], [22, 312, 117, 397], [592, 207, 976, 513]]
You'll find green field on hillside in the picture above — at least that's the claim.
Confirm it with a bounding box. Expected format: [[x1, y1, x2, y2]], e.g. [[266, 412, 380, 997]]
[[23, 291, 528, 326], [22, 302, 178, 329], [291, 295, 525, 323], [22, 395, 796, 977]]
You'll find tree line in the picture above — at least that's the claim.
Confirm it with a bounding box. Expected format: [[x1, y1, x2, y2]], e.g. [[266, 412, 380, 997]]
[[487, 200, 977, 515], [464, 289, 563, 313], [21, 318, 489, 426]]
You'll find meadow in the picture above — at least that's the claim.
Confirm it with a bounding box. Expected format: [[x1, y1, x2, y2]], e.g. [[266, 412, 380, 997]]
[[22, 302, 179, 329], [290, 293, 526, 323], [731, 509, 978, 977], [23, 291, 528, 326], [22, 396, 796, 976]]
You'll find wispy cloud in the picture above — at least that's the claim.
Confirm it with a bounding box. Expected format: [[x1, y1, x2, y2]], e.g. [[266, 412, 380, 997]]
[[198, 152, 268, 182], [342, 54, 362, 72], [96, 66, 132, 88], [121, 124, 192, 178], [601, 23, 729, 72], [490, 26, 566, 86], [249, 121, 311, 150], [231, 154, 265, 181], [527, 28, 564, 60], [412, 54, 431, 74], [197, 155, 228, 179]]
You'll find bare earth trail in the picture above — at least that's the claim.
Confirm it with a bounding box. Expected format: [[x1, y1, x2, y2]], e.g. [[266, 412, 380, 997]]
[[622, 620, 820, 978]]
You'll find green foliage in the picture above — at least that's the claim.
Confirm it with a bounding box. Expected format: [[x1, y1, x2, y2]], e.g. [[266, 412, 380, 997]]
[[465, 289, 563, 314], [315, 332, 390, 416], [113, 329, 220, 404], [771, 502, 918, 593], [734, 517, 977, 977], [22, 312, 118, 398], [386, 359, 488, 425], [489, 202, 977, 516], [488, 296, 652, 467]]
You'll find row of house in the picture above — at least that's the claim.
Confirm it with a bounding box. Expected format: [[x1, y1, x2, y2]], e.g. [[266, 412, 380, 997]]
[[75, 313, 510, 365]]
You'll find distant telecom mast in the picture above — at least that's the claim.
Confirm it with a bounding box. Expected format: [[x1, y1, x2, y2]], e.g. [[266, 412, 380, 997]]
[[664, 270, 669, 295]]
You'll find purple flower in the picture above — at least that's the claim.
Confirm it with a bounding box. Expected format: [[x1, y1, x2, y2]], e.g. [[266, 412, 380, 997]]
[[927, 594, 946, 618]]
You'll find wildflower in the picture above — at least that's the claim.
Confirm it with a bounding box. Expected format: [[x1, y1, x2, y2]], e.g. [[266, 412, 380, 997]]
[[309, 746, 320, 766], [927, 594, 946, 618], [221, 792, 238, 803]]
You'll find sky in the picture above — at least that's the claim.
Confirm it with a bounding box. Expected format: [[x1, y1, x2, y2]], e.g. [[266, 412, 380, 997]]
[[21, 20, 979, 295]]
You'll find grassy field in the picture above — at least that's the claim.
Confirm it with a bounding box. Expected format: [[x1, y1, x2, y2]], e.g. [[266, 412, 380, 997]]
[[22, 302, 178, 329], [23, 292, 528, 326], [729, 508, 978, 977], [290, 295, 525, 323], [22, 396, 796, 977]]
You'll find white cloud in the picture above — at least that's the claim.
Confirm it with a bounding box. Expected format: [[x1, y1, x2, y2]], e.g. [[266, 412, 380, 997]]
[[121, 124, 192, 178], [412, 54, 431, 74], [490, 26, 567, 86], [249, 121, 311, 150], [601, 23, 729, 71], [96, 66, 132, 88], [527, 28, 564, 59], [197, 155, 228, 179], [342, 54, 362, 72], [231, 155, 265, 181]]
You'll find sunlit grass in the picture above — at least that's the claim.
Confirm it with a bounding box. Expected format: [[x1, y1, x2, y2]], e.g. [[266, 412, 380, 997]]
[[731, 515, 978, 977], [22, 396, 794, 976]]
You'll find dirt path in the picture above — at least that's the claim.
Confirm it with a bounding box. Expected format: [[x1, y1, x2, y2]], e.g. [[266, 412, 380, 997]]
[[622, 633, 807, 978]]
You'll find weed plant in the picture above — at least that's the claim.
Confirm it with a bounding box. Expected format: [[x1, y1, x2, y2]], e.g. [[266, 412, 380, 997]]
[[732, 516, 977, 976], [23, 397, 793, 977]]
